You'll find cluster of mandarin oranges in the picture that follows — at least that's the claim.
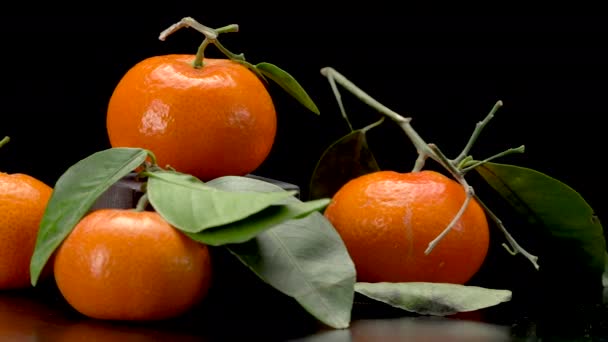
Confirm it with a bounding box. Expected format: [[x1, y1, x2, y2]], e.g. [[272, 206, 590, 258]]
[[0, 18, 490, 322]]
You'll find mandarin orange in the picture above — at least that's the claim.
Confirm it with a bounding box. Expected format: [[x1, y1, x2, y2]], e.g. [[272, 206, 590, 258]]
[[324, 170, 490, 284], [0, 172, 53, 289], [53, 209, 212, 321], [106, 55, 277, 181]]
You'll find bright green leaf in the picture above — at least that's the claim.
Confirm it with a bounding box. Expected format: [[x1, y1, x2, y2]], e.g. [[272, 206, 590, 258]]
[[476, 162, 606, 276], [186, 198, 330, 246], [30, 147, 149, 285], [355, 282, 512, 316], [146, 170, 297, 233], [309, 127, 381, 200], [210, 176, 355, 329], [256, 62, 320, 114]]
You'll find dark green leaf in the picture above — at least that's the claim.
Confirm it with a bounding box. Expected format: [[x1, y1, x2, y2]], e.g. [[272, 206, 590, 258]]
[[146, 170, 297, 233], [476, 162, 606, 275], [309, 129, 381, 200], [255, 62, 320, 115], [186, 198, 330, 246], [602, 252, 608, 287], [30, 147, 149, 285], [355, 282, 512, 316], [211, 176, 355, 329]]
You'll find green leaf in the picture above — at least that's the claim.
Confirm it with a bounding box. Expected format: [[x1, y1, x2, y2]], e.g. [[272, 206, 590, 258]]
[[30, 147, 149, 286], [210, 176, 356, 329], [146, 170, 297, 233], [206, 175, 290, 193], [186, 198, 330, 246], [476, 162, 606, 275], [229, 213, 355, 329], [309, 127, 381, 200], [355, 282, 512, 316], [603, 252, 608, 287], [255, 62, 320, 115]]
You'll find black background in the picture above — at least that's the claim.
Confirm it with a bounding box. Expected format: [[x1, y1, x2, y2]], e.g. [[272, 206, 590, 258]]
[[0, 7, 607, 338], [0, 10, 606, 223]]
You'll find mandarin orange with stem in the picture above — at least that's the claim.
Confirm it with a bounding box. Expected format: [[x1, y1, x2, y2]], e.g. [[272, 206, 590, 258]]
[[106, 20, 278, 182], [53, 208, 213, 321], [0, 136, 53, 289], [324, 170, 490, 284]]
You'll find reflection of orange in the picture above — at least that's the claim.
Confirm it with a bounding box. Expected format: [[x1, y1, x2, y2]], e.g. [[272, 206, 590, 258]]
[[324, 170, 490, 284], [0, 294, 41, 339], [106, 55, 277, 181], [447, 310, 484, 322], [0, 173, 52, 289], [55, 319, 201, 342], [53, 209, 213, 321], [0, 291, 66, 340]]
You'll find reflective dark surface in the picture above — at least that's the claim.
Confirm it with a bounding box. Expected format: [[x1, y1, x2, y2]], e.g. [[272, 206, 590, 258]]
[[2, 271, 608, 341]]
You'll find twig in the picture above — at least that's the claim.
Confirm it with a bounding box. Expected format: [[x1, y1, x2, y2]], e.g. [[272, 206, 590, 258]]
[[474, 194, 540, 270], [425, 186, 475, 255], [159, 17, 238, 41], [454, 100, 503, 164], [159, 17, 241, 68], [460, 145, 526, 173], [326, 74, 353, 132], [423, 143, 489, 254], [320, 66, 540, 269]]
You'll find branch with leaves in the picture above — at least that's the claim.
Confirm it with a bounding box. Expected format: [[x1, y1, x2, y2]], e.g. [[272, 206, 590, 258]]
[[158, 16, 320, 115], [320, 66, 540, 270]]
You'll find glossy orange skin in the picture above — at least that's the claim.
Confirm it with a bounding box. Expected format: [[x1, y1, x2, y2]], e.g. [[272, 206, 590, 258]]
[[53, 209, 212, 321], [106, 55, 277, 181], [0, 173, 52, 289], [324, 170, 490, 284]]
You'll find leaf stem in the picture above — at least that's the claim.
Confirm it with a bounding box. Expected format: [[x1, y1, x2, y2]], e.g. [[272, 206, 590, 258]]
[[0, 136, 10, 149], [457, 155, 474, 170], [454, 100, 503, 164], [135, 193, 150, 212], [145, 149, 158, 168], [213, 39, 246, 62], [361, 117, 385, 134], [460, 145, 526, 173], [215, 24, 240, 35]]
